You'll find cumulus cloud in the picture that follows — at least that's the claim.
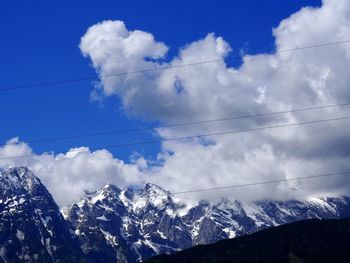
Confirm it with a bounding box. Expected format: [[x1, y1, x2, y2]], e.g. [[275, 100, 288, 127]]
[[0, 140, 146, 205], [80, 20, 168, 102], [77, 0, 350, 202], [2, 0, 350, 205]]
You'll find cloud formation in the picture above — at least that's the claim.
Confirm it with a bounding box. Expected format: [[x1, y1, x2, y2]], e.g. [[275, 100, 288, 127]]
[[0, 139, 145, 205], [79, 0, 350, 199], [2, 0, 350, 205]]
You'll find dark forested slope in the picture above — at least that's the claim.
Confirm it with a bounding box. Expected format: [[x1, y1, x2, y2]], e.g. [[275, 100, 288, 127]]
[[147, 218, 350, 263]]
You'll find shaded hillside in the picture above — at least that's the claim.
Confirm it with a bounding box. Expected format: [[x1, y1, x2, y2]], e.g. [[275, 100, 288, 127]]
[[146, 218, 350, 263]]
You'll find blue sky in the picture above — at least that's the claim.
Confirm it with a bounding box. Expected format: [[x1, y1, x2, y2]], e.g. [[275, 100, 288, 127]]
[[0, 0, 321, 162], [2, 0, 350, 205]]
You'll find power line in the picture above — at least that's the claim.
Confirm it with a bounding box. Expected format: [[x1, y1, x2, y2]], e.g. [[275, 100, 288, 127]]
[[1, 115, 350, 161], [275, 39, 350, 52], [1, 39, 350, 92], [4, 101, 350, 146], [171, 171, 350, 195]]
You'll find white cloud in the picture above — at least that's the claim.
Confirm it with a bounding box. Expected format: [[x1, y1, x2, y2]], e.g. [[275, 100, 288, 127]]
[[77, 0, 350, 203], [0, 140, 146, 206], [3, 0, 350, 206], [80, 20, 168, 100]]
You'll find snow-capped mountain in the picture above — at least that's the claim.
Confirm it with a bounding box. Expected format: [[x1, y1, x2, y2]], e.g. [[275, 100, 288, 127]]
[[0, 167, 86, 262], [62, 183, 190, 262], [63, 181, 350, 262], [1, 167, 350, 263]]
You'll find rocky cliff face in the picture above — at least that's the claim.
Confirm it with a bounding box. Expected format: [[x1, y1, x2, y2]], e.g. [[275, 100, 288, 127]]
[[1, 167, 350, 263], [0, 167, 86, 263]]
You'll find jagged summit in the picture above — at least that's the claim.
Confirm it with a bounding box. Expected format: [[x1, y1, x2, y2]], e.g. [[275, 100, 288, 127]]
[[0, 166, 86, 262], [102, 183, 121, 192], [84, 183, 122, 205], [144, 182, 169, 193], [2, 166, 31, 176], [0, 166, 41, 193]]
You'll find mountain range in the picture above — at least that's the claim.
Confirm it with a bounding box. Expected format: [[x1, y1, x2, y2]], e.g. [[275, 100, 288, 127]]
[[1, 167, 350, 262]]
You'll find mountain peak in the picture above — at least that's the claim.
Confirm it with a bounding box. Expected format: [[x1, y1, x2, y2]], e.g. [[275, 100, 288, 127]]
[[1, 166, 35, 181], [214, 198, 242, 210], [85, 183, 122, 205], [0, 166, 42, 194], [0, 167, 85, 262], [144, 183, 170, 195], [102, 183, 121, 193], [4, 166, 30, 175]]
